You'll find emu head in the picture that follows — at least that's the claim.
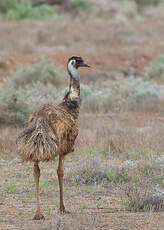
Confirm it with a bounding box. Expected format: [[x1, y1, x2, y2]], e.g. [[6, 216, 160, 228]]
[[67, 56, 90, 81], [67, 56, 90, 70]]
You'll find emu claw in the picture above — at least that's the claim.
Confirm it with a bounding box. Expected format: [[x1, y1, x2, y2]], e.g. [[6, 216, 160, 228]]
[[59, 208, 70, 214], [33, 212, 45, 220]]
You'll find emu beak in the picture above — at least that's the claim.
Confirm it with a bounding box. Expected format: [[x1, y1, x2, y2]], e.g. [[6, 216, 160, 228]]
[[79, 62, 90, 68], [83, 63, 90, 67]]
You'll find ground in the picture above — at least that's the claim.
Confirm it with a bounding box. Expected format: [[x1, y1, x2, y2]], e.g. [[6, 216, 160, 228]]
[[0, 1, 164, 229]]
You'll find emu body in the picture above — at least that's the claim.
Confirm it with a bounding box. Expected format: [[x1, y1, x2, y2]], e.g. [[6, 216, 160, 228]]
[[18, 104, 78, 162], [17, 56, 90, 219]]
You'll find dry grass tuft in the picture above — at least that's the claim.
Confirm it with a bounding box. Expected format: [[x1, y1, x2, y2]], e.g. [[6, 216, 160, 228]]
[[119, 158, 164, 211], [67, 155, 110, 185], [123, 183, 164, 212], [31, 214, 96, 230]]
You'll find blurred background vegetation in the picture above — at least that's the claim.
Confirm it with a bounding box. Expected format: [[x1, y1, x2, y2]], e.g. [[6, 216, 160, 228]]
[[1, 0, 164, 20], [0, 0, 164, 125], [0, 1, 164, 225]]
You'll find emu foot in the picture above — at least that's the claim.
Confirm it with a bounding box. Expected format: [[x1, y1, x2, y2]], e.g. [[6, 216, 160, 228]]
[[33, 212, 45, 220], [59, 207, 70, 214]]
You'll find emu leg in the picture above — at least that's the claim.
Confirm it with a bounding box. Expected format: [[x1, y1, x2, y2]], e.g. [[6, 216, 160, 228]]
[[57, 156, 68, 213], [33, 162, 45, 220]]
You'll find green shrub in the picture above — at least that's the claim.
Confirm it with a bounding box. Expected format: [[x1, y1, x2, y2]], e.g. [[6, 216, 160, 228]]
[[115, 76, 159, 111], [0, 85, 33, 126], [81, 76, 159, 113], [156, 155, 164, 169], [4, 181, 18, 193], [27, 4, 57, 20], [80, 83, 100, 99], [121, 76, 159, 110], [0, 59, 65, 126], [0, 0, 19, 13], [134, 0, 161, 7], [5, 1, 31, 20], [0, 0, 57, 20], [20, 81, 59, 106], [123, 183, 164, 211], [72, 0, 91, 10], [145, 55, 164, 82], [7, 59, 66, 89]]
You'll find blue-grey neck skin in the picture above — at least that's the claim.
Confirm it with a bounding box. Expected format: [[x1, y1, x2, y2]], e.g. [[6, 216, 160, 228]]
[[67, 60, 80, 81]]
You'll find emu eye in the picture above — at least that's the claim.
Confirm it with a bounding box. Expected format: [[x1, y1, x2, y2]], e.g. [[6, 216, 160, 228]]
[[71, 60, 75, 65]]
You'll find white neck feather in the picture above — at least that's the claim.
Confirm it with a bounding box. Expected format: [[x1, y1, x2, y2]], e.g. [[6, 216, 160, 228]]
[[68, 61, 80, 81]]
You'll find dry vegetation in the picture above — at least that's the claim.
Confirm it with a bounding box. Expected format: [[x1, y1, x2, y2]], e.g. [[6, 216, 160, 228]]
[[0, 0, 164, 229]]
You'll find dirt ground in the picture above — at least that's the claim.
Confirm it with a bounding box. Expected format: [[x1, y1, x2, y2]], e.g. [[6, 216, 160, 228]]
[[0, 114, 164, 230], [0, 1, 164, 229]]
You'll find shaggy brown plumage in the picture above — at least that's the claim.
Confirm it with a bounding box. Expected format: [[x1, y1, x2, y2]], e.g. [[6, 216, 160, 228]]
[[17, 104, 78, 162], [17, 56, 90, 220]]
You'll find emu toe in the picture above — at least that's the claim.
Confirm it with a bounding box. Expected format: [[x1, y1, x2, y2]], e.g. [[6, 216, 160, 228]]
[[59, 207, 70, 214], [33, 212, 45, 220]]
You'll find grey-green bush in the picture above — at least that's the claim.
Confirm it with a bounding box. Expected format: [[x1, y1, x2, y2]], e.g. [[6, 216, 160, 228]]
[[72, 0, 91, 10], [7, 59, 66, 89], [67, 155, 130, 185], [20, 81, 59, 106], [0, 85, 33, 126], [145, 55, 164, 82], [123, 183, 164, 211], [0, 59, 66, 126], [134, 0, 162, 7], [81, 76, 159, 113], [0, 0, 57, 20], [68, 155, 110, 185], [0, 61, 160, 126]]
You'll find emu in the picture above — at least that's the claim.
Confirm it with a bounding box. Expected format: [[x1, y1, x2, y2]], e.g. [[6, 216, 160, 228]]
[[17, 56, 90, 220]]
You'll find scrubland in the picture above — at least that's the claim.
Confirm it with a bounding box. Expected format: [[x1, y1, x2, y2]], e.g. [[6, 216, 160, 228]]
[[0, 1, 164, 229]]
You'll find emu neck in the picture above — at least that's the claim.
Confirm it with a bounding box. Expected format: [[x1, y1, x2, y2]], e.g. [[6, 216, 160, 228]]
[[68, 66, 80, 103], [59, 69, 81, 120], [69, 76, 80, 101]]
